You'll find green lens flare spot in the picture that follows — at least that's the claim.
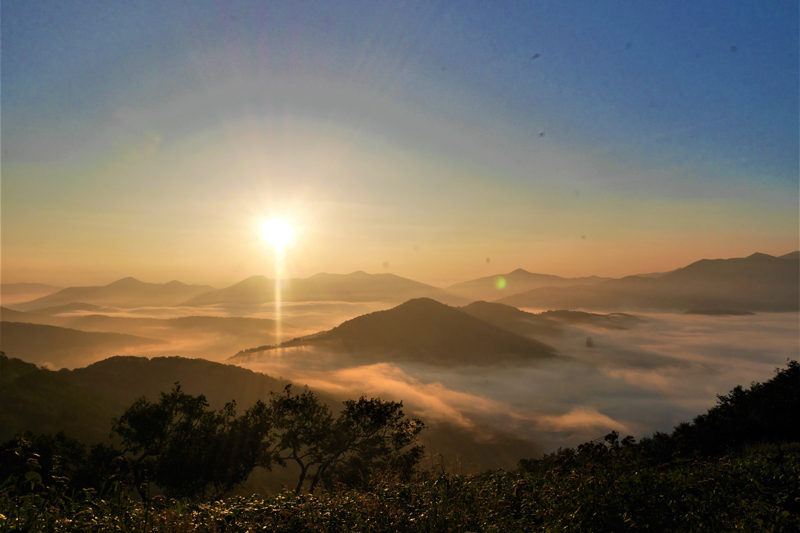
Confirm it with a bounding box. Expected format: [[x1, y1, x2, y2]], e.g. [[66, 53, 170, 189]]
[[495, 276, 507, 290]]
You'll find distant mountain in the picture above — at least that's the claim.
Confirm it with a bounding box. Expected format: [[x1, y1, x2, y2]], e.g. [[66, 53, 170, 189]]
[[35, 302, 105, 315], [0, 322, 164, 369], [1, 282, 62, 306], [458, 301, 563, 337], [12, 277, 217, 311], [446, 269, 610, 302], [780, 251, 800, 260], [183, 272, 467, 307], [498, 253, 800, 312], [232, 298, 557, 367], [538, 310, 645, 330]]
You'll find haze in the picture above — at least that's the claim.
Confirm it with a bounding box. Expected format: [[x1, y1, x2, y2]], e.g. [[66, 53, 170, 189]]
[[1, 1, 798, 471], [3, 1, 797, 287]]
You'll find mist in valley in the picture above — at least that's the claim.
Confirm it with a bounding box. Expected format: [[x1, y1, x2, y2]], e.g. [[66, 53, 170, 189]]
[[231, 308, 799, 454]]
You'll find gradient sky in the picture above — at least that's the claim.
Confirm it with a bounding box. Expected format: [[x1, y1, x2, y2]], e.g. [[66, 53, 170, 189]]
[[2, 0, 798, 287]]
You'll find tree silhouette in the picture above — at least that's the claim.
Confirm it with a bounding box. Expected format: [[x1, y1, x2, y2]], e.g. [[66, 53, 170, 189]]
[[112, 384, 274, 499], [269, 385, 424, 492]]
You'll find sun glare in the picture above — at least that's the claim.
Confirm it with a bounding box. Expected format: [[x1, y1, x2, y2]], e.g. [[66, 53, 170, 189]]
[[260, 218, 294, 254]]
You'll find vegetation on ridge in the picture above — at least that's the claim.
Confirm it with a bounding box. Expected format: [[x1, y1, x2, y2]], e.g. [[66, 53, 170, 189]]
[[2, 360, 798, 530]]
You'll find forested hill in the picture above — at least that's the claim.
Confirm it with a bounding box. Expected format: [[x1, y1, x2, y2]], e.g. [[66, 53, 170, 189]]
[[0, 354, 290, 443]]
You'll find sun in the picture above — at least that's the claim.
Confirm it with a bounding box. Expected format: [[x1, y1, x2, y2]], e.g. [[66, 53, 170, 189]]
[[260, 218, 294, 254]]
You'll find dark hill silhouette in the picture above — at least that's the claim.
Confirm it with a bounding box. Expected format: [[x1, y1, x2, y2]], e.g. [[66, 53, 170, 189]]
[[683, 309, 755, 316], [0, 354, 290, 444], [447, 269, 610, 302], [232, 298, 557, 366], [0, 308, 300, 364], [779, 251, 800, 260], [498, 253, 799, 312], [183, 272, 466, 306], [68, 355, 291, 417], [1, 354, 543, 475], [458, 301, 563, 337], [538, 310, 644, 330], [12, 277, 216, 311], [0, 322, 163, 369]]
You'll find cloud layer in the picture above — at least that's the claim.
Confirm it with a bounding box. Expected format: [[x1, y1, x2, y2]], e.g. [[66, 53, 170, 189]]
[[236, 312, 799, 452]]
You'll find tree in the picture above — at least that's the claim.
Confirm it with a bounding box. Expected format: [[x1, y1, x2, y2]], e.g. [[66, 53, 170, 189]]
[[269, 385, 424, 492], [111, 383, 274, 499]]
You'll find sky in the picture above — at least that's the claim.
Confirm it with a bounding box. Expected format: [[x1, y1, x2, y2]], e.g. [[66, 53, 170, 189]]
[[2, 0, 798, 287]]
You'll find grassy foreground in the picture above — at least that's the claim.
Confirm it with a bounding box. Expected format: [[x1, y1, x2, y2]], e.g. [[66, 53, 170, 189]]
[[3, 360, 799, 531], [3, 441, 798, 532]]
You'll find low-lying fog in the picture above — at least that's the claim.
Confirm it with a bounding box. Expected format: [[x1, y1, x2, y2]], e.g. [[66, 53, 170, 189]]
[[234, 311, 800, 453]]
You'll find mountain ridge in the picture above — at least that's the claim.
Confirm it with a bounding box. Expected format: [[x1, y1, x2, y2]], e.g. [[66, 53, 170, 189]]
[[498, 252, 800, 312], [231, 297, 557, 367], [12, 278, 217, 311], [183, 272, 466, 307]]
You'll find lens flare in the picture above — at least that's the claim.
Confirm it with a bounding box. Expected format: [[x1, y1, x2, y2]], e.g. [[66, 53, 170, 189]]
[[260, 218, 294, 254]]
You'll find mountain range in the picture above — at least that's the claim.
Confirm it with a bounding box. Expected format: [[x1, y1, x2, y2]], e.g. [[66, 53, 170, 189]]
[[447, 269, 611, 303], [498, 252, 800, 312], [7, 251, 799, 313], [181, 271, 466, 307], [12, 277, 216, 311]]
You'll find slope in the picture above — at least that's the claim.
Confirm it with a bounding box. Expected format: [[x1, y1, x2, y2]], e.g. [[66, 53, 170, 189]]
[[182, 272, 466, 307], [13, 277, 216, 311], [233, 298, 557, 366], [447, 269, 610, 302], [458, 301, 563, 337], [498, 252, 800, 312], [0, 322, 164, 369]]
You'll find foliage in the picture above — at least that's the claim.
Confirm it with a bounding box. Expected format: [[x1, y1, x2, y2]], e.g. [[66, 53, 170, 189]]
[[270, 385, 425, 492], [111, 383, 424, 499], [2, 361, 797, 531], [2, 442, 798, 532], [673, 359, 800, 456], [111, 384, 275, 500]]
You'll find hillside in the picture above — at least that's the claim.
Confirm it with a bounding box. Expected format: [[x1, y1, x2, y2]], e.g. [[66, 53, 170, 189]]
[[233, 298, 557, 366], [1, 354, 542, 474], [498, 252, 800, 312], [183, 272, 466, 307], [0, 282, 62, 306], [539, 310, 644, 330], [12, 277, 216, 311], [0, 354, 291, 444], [5, 359, 798, 531], [0, 322, 164, 369], [447, 269, 610, 302], [458, 301, 563, 337]]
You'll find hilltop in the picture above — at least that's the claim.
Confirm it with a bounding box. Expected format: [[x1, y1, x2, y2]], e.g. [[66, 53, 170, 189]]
[[0, 322, 164, 369], [182, 271, 466, 307], [232, 298, 557, 367], [498, 252, 800, 312], [12, 278, 216, 311], [447, 269, 610, 302]]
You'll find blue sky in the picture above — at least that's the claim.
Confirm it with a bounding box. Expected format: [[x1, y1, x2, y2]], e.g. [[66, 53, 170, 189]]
[[2, 0, 798, 285]]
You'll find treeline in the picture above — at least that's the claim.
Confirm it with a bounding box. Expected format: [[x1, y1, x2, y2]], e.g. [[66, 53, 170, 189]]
[[2, 361, 798, 532], [2, 383, 423, 501]]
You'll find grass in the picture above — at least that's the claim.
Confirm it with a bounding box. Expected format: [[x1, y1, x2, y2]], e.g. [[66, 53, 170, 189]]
[[3, 442, 798, 532]]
